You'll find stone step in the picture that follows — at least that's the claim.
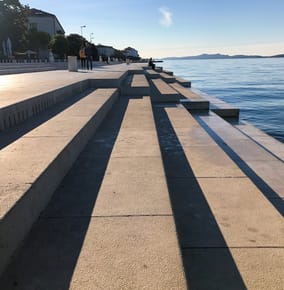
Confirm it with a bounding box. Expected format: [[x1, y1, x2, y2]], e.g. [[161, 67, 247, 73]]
[[144, 69, 160, 79], [0, 70, 127, 132], [192, 88, 239, 118], [234, 121, 284, 161], [121, 74, 150, 96], [0, 88, 119, 276], [199, 111, 284, 210], [0, 96, 187, 289], [150, 78, 180, 102], [170, 82, 209, 110], [159, 72, 176, 83], [164, 106, 284, 289], [175, 76, 191, 87]]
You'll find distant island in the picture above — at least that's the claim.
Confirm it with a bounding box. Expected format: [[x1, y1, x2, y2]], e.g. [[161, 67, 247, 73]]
[[163, 53, 284, 60]]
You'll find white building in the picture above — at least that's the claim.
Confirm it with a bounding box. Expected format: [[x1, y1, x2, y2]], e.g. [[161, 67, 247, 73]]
[[123, 47, 139, 59], [96, 45, 115, 57], [28, 9, 65, 36]]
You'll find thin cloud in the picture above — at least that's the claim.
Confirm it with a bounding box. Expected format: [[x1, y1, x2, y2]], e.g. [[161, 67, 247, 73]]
[[159, 7, 172, 27]]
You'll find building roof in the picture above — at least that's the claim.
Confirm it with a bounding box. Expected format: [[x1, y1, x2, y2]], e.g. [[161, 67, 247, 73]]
[[28, 8, 55, 17], [28, 8, 65, 34]]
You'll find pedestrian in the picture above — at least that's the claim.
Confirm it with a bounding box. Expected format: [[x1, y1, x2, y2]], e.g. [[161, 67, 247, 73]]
[[79, 44, 86, 69], [85, 43, 93, 70]]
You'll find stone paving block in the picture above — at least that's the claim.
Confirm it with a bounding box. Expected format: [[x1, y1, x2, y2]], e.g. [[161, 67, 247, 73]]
[[183, 145, 246, 178], [246, 160, 284, 198], [93, 157, 173, 216], [111, 130, 161, 157]]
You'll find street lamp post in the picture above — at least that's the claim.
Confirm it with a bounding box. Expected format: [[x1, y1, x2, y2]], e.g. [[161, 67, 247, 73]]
[[80, 25, 86, 37], [90, 33, 94, 43]]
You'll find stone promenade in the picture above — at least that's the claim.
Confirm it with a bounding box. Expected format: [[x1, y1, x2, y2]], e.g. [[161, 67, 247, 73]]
[[0, 63, 283, 289]]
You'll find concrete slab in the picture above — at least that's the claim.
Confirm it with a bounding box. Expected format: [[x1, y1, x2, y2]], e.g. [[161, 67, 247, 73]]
[[160, 72, 176, 83], [0, 89, 118, 276], [175, 77, 191, 87], [151, 79, 180, 102], [144, 69, 160, 79], [170, 126, 216, 146], [182, 145, 246, 178], [195, 177, 284, 247], [111, 131, 161, 157], [0, 217, 187, 290], [246, 160, 284, 198], [171, 83, 204, 100], [93, 157, 173, 216], [235, 122, 284, 161]]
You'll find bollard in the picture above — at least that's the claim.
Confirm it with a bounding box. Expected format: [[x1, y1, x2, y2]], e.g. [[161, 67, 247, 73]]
[[68, 56, 78, 72]]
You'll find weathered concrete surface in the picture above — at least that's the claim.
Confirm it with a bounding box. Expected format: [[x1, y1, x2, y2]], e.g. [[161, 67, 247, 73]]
[[1, 63, 283, 289], [157, 105, 284, 289], [199, 112, 284, 200], [160, 72, 176, 83], [0, 88, 118, 276], [175, 76, 191, 87], [235, 122, 284, 161], [121, 74, 150, 96], [151, 78, 180, 102]]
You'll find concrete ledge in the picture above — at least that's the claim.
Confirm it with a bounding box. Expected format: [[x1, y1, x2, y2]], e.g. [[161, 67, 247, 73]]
[[122, 74, 150, 96], [175, 77, 191, 87], [162, 70, 174, 76], [192, 88, 239, 118], [90, 71, 127, 88], [180, 99, 209, 111], [160, 72, 176, 83], [0, 80, 90, 132], [0, 88, 118, 275], [151, 79, 180, 102], [171, 83, 209, 110], [145, 69, 160, 79]]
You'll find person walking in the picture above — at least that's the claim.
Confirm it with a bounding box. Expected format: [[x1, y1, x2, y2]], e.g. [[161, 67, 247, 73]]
[[79, 44, 86, 69], [85, 43, 93, 70]]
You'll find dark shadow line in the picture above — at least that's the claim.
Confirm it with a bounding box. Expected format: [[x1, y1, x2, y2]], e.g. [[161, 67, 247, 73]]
[[196, 115, 284, 217], [152, 104, 247, 290]]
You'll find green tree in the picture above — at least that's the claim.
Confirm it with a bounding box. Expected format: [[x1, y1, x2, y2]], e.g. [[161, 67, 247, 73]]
[[27, 29, 50, 52], [0, 0, 29, 53], [66, 33, 85, 56], [49, 34, 68, 59]]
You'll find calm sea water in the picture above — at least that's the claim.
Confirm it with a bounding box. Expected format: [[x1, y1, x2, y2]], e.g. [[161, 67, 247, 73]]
[[162, 58, 284, 143]]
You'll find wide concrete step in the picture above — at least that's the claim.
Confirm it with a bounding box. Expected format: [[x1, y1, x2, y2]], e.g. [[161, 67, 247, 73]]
[[175, 76, 191, 87], [121, 74, 150, 96], [0, 88, 118, 276], [170, 82, 209, 111], [0, 70, 127, 132], [192, 88, 240, 118], [159, 72, 176, 83], [163, 105, 284, 289], [144, 69, 160, 79], [0, 96, 187, 289], [199, 111, 284, 211], [150, 78, 180, 102]]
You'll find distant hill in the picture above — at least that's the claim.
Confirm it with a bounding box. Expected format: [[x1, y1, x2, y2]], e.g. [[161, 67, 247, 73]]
[[163, 53, 264, 60], [271, 54, 284, 58]]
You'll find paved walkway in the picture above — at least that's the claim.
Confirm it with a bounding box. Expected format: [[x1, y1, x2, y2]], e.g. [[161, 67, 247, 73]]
[[0, 64, 283, 289]]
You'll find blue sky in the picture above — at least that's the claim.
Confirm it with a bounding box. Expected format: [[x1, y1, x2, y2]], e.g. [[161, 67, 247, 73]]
[[21, 0, 284, 58]]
